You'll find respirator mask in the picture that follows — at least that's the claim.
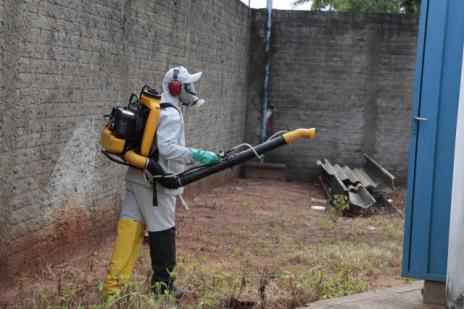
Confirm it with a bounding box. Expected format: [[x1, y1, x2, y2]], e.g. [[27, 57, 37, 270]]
[[179, 83, 205, 107]]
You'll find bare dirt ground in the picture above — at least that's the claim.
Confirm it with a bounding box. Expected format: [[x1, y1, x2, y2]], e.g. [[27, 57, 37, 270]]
[[1, 178, 407, 308]]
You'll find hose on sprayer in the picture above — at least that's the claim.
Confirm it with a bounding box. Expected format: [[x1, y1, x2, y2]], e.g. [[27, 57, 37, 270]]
[[154, 128, 316, 189]]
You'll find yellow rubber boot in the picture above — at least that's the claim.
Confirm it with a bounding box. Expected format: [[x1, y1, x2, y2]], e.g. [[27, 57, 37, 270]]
[[106, 218, 146, 294]]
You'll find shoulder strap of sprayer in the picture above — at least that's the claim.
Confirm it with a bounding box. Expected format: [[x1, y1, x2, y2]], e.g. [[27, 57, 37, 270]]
[[160, 102, 180, 113], [150, 102, 181, 207], [149, 103, 181, 159]]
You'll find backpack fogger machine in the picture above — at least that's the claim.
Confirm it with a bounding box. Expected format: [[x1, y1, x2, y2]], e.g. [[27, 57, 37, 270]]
[[100, 85, 316, 191], [101, 85, 163, 170]]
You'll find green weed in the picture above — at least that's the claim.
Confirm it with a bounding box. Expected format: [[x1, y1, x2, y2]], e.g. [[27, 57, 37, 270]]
[[330, 194, 350, 213], [323, 266, 369, 298]]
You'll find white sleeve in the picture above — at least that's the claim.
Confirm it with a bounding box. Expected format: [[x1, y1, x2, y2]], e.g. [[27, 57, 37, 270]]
[[156, 109, 193, 164]]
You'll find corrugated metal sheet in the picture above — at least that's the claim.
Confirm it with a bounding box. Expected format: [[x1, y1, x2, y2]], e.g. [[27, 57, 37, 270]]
[[316, 153, 395, 211], [317, 159, 376, 209]]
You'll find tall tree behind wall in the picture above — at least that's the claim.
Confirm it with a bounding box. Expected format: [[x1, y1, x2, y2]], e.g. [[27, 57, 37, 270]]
[[293, 0, 421, 14]]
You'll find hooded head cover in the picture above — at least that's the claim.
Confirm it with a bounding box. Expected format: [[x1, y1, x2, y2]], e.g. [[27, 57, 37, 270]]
[[161, 66, 205, 108]]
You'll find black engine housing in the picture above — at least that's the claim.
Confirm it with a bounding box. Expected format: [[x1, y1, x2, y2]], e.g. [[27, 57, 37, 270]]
[[110, 107, 136, 140]]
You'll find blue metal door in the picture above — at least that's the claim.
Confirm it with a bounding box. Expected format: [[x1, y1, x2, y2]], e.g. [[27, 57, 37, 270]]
[[402, 0, 464, 281]]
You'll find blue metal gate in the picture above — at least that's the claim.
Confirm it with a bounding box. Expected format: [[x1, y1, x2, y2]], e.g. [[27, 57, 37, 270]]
[[402, 0, 464, 281]]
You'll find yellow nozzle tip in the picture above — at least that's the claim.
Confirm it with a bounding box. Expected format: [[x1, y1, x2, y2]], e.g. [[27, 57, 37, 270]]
[[308, 128, 316, 139], [282, 128, 316, 144]]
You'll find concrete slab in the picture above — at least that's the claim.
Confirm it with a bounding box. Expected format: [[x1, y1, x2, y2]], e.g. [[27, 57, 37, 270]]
[[301, 281, 445, 309], [422, 280, 446, 305]]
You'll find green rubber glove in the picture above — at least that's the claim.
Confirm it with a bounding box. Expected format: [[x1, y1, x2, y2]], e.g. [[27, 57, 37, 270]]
[[191, 148, 220, 165]]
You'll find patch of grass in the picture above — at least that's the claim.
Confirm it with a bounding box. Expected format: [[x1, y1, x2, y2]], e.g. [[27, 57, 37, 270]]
[[274, 268, 324, 307], [321, 217, 335, 230], [16, 249, 179, 309], [403, 277, 415, 284], [21, 277, 177, 309], [15, 239, 397, 308], [176, 256, 245, 308], [322, 266, 368, 298], [379, 217, 403, 239], [11, 228, 403, 308], [6, 181, 407, 308]]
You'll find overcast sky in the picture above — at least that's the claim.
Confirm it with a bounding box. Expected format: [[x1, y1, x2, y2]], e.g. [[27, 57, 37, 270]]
[[240, 0, 313, 10]]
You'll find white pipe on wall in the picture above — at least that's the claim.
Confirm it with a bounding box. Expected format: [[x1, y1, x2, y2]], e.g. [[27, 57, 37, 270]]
[[447, 45, 464, 308]]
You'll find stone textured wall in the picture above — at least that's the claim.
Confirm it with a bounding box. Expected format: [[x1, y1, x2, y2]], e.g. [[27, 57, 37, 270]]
[[0, 0, 250, 284], [246, 11, 418, 182]]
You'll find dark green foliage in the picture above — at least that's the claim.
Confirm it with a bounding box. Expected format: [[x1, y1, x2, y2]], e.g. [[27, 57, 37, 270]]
[[293, 0, 420, 14]]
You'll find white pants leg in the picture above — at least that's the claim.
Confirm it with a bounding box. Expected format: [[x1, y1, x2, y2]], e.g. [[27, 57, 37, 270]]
[[121, 181, 176, 232], [120, 187, 144, 221]]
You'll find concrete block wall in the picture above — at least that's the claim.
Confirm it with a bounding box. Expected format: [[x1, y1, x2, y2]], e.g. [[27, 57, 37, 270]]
[[246, 11, 418, 182], [0, 0, 250, 284]]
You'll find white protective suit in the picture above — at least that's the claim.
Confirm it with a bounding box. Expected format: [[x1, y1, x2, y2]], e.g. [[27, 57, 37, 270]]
[[106, 67, 209, 295], [121, 67, 203, 232]]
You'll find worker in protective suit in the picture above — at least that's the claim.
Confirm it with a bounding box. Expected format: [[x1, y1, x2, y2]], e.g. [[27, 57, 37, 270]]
[[106, 66, 219, 297]]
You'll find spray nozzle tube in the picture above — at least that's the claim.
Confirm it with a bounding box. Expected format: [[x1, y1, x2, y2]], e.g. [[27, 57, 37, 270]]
[[156, 127, 316, 189]]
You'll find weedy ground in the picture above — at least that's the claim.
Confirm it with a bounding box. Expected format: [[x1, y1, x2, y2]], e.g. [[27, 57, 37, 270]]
[[1, 179, 408, 308]]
